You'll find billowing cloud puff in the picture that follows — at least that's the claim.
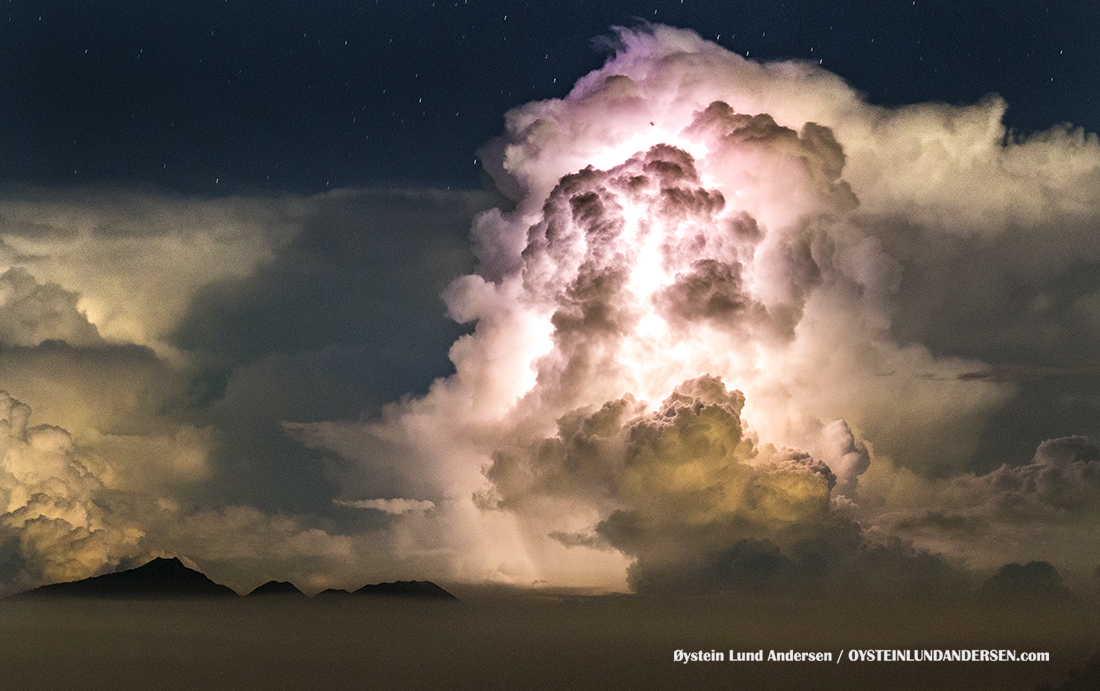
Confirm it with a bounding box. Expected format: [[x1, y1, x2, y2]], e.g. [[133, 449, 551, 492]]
[[0, 188, 300, 351], [516, 377, 836, 590], [482, 376, 966, 595], [961, 436, 1100, 520], [874, 436, 1100, 584], [0, 391, 143, 593], [815, 419, 870, 494], [0, 268, 102, 347]]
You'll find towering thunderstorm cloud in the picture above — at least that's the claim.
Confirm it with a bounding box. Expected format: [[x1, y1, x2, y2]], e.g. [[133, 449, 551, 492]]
[[294, 24, 1100, 591], [3, 25, 1100, 594]]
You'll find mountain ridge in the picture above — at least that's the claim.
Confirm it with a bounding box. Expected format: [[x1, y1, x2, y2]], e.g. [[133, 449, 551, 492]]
[[9, 557, 458, 602], [9, 557, 236, 599]]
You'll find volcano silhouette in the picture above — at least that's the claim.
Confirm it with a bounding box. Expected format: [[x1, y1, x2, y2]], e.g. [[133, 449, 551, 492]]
[[354, 580, 458, 601], [11, 557, 237, 599], [247, 580, 306, 598], [314, 588, 354, 598]]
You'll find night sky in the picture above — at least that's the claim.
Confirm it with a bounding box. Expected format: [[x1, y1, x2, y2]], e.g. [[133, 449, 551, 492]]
[[1, 1, 1096, 193], [2, 0, 1100, 622]]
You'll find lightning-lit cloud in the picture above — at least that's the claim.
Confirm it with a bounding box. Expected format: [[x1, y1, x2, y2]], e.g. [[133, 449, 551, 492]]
[[294, 24, 1100, 592], [0, 391, 145, 593], [2, 24, 1100, 595]]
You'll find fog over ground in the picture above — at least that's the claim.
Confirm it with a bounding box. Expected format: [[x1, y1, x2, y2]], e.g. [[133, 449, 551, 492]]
[[2, 25, 1100, 601], [1, 594, 1097, 691]]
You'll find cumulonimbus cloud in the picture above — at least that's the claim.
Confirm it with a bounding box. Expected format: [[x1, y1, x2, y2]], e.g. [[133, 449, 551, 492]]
[[295, 24, 1100, 591]]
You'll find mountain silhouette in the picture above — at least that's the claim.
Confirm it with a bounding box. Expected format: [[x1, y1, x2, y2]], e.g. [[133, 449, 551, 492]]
[[10, 557, 237, 599], [980, 561, 1074, 603], [247, 580, 306, 597], [354, 580, 458, 601], [9, 560, 458, 602]]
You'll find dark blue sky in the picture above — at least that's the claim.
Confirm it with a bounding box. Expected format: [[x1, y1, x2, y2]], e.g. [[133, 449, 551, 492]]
[[1, 0, 1096, 194]]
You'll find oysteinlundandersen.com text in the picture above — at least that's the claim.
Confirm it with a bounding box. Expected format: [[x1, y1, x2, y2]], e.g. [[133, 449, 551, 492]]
[[673, 649, 1050, 664]]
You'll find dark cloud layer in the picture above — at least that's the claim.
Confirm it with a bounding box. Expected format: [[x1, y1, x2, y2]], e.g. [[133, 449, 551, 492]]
[[174, 190, 494, 389], [168, 189, 497, 513]]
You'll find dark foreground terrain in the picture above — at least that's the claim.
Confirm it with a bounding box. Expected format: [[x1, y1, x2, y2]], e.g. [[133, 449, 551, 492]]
[[0, 590, 1097, 691]]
